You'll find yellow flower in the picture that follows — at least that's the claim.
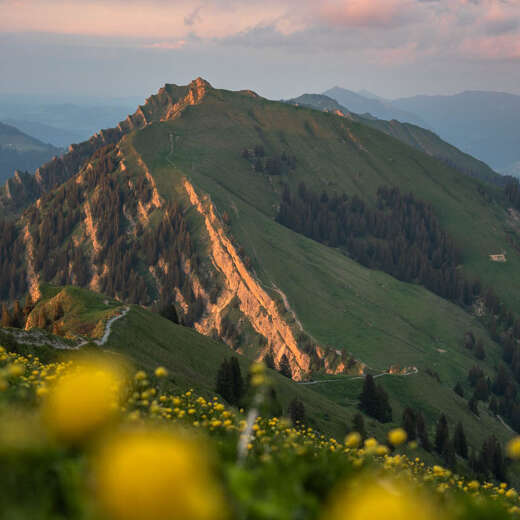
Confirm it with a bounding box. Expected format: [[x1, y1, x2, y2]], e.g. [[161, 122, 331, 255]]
[[43, 358, 126, 443], [324, 480, 435, 520], [94, 428, 227, 520], [134, 370, 147, 381], [251, 374, 266, 387], [249, 362, 265, 375], [507, 437, 520, 459], [7, 364, 24, 377], [388, 428, 407, 447], [154, 366, 168, 378], [345, 432, 362, 449]]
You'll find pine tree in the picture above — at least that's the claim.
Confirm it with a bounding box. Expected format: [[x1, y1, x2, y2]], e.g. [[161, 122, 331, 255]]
[[469, 397, 479, 416], [435, 414, 449, 454], [216, 359, 233, 404], [352, 413, 366, 440], [489, 395, 498, 415], [443, 439, 456, 468], [359, 374, 379, 418], [288, 398, 305, 425], [453, 422, 468, 459], [229, 357, 244, 406], [454, 382, 464, 398], [279, 354, 292, 379], [474, 378, 489, 401], [263, 349, 275, 369], [359, 375, 392, 423], [416, 412, 431, 451], [1, 304, 12, 328], [402, 407, 417, 441], [475, 340, 486, 360], [12, 300, 23, 328], [216, 357, 244, 407]]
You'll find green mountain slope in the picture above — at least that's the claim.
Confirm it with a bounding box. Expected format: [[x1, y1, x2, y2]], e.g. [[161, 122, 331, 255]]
[[1, 283, 513, 456], [1, 79, 520, 454], [286, 93, 502, 186]]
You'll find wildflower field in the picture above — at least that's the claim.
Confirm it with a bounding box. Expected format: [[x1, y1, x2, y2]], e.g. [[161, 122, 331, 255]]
[[1, 346, 520, 520]]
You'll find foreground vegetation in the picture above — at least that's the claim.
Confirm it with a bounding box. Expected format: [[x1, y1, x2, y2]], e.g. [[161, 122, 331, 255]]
[[2, 346, 520, 519]]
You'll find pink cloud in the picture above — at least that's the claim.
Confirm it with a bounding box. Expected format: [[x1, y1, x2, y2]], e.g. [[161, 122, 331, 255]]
[[317, 0, 419, 28], [0, 0, 519, 63]]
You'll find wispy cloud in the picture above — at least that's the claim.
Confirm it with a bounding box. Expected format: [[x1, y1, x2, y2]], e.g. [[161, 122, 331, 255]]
[[1, 0, 519, 62]]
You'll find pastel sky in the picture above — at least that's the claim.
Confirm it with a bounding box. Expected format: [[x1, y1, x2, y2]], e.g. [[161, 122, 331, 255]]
[[1, 0, 520, 100]]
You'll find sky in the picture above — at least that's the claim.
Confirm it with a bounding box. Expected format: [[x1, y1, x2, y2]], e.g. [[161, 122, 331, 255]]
[[1, 0, 520, 102]]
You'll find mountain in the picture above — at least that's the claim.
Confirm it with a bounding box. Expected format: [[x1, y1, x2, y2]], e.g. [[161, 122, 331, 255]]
[[0, 122, 60, 184], [0, 101, 137, 148], [323, 86, 426, 126], [1, 78, 520, 452], [286, 94, 502, 185], [390, 91, 520, 173]]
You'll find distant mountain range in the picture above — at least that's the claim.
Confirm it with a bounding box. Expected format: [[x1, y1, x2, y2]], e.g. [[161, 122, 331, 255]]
[[0, 100, 137, 148], [325, 87, 520, 174], [323, 87, 426, 126], [0, 122, 59, 183]]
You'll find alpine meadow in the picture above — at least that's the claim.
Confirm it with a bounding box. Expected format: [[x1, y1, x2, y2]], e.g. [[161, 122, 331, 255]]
[[2, 2, 520, 519]]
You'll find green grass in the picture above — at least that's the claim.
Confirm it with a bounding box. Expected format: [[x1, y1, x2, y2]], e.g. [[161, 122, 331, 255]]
[[28, 285, 124, 339], [105, 304, 361, 438], [126, 86, 520, 451]]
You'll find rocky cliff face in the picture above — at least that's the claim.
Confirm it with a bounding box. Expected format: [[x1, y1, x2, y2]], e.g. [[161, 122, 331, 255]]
[[1, 77, 350, 380], [0, 78, 212, 214]]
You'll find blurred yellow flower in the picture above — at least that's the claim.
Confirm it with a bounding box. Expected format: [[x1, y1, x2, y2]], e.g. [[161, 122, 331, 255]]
[[154, 366, 168, 378], [345, 432, 362, 449], [388, 428, 407, 447], [325, 480, 436, 520], [134, 370, 147, 381], [7, 364, 24, 377], [507, 437, 520, 459], [43, 358, 126, 443], [94, 428, 227, 520]]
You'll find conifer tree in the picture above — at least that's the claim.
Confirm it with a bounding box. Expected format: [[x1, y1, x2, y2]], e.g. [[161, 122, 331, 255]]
[[443, 439, 456, 468], [359, 375, 392, 423], [489, 395, 498, 415], [475, 340, 486, 360], [279, 354, 292, 379], [474, 378, 490, 401], [454, 382, 464, 398], [11, 300, 23, 328], [435, 414, 449, 454], [1, 304, 12, 328], [416, 412, 431, 451], [352, 413, 367, 440], [229, 357, 244, 406], [263, 349, 275, 370], [288, 398, 306, 425], [453, 422, 468, 459], [402, 407, 417, 441], [216, 359, 233, 404], [469, 396, 479, 416], [215, 357, 244, 407]]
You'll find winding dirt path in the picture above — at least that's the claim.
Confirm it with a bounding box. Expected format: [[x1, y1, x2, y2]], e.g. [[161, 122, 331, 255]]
[[76, 306, 130, 347], [299, 367, 419, 385]]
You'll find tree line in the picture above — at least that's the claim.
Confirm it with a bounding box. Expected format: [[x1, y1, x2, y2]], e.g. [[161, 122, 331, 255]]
[[277, 183, 471, 304], [0, 144, 208, 328]]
